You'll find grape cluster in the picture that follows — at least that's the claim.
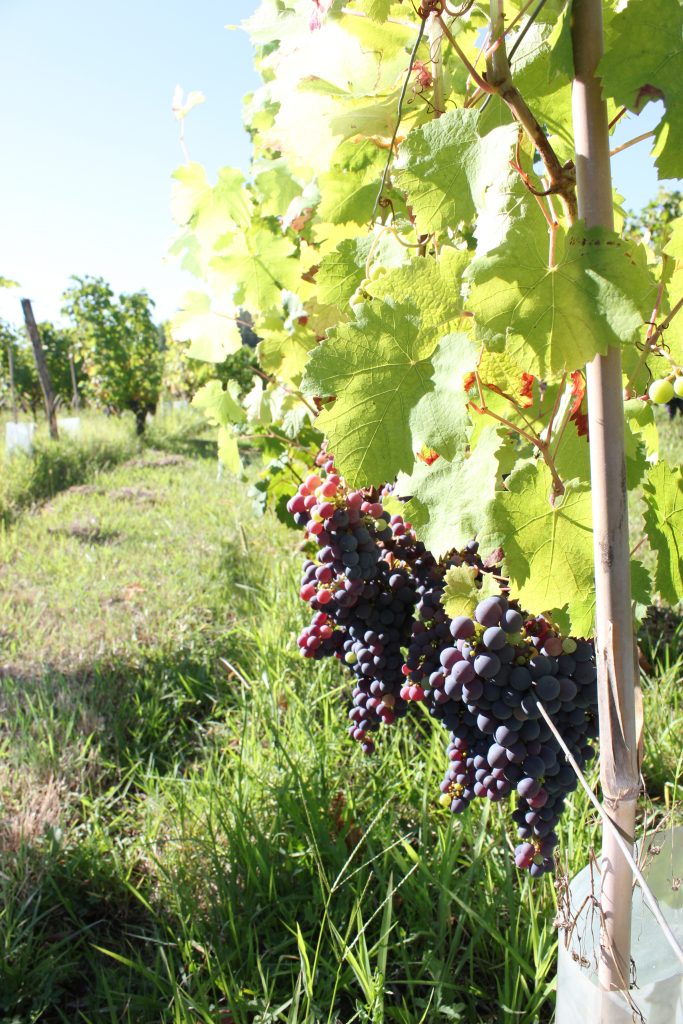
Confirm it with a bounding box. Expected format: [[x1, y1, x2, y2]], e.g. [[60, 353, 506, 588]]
[[288, 455, 431, 754], [430, 596, 597, 876], [288, 459, 598, 876]]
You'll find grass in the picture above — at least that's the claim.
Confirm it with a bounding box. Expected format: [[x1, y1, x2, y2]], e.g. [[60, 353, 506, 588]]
[[0, 407, 215, 526], [0, 418, 680, 1023]]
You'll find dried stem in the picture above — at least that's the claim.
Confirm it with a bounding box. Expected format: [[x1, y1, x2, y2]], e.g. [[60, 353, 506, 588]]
[[609, 130, 655, 159]]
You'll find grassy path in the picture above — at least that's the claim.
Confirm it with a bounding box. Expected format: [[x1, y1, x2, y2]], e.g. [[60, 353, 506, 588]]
[[0, 454, 679, 1024]]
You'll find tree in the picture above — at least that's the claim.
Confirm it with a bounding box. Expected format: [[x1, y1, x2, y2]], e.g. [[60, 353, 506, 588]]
[[175, 1, 683, 1014], [62, 276, 163, 434], [0, 320, 42, 415], [624, 186, 682, 253]]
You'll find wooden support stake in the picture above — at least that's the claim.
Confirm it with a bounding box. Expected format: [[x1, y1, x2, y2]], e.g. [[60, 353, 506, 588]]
[[571, 0, 640, 1008], [69, 350, 80, 409], [7, 337, 18, 423], [21, 298, 59, 440]]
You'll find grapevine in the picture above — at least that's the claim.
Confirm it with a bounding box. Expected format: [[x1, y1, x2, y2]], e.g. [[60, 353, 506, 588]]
[[288, 456, 598, 877]]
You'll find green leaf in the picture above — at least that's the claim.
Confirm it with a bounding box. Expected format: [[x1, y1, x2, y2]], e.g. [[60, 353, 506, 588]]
[[365, 248, 468, 334], [355, 0, 393, 21], [253, 158, 302, 218], [210, 228, 301, 312], [394, 427, 508, 557], [552, 421, 591, 485], [477, 462, 595, 636], [217, 427, 243, 474], [317, 237, 373, 309], [258, 323, 316, 386], [442, 564, 502, 620], [643, 461, 683, 605], [467, 218, 656, 376], [624, 398, 659, 459], [170, 292, 242, 362], [600, 0, 683, 179], [171, 164, 252, 241], [410, 333, 476, 460], [243, 379, 273, 425], [301, 300, 439, 486], [394, 111, 518, 235], [192, 379, 245, 426]]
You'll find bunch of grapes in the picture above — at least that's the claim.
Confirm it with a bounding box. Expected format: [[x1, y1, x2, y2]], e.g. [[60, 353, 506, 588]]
[[287, 455, 432, 753], [428, 594, 597, 876], [288, 458, 598, 876]]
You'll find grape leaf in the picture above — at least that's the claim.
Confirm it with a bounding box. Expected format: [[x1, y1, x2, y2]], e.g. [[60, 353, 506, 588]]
[[600, 0, 683, 179], [217, 427, 243, 475], [171, 292, 242, 362], [171, 164, 252, 243], [624, 399, 659, 459], [317, 237, 373, 308], [393, 427, 508, 557], [365, 248, 468, 334], [410, 333, 476, 460], [442, 564, 503, 620], [394, 111, 518, 235], [253, 158, 302, 218], [192, 379, 245, 426], [258, 323, 316, 386], [643, 461, 683, 605], [552, 420, 591, 485], [477, 462, 595, 636], [210, 228, 301, 312], [467, 217, 656, 377], [355, 0, 393, 21], [301, 300, 440, 485]]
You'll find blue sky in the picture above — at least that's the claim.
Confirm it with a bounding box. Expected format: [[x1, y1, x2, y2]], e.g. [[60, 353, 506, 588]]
[[0, 1, 677, 328]]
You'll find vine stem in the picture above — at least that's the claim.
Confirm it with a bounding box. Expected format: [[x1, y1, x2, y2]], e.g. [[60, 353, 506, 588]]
[[625, 293, 683, 395], [437, 16, 496, 94], [487, 0, 577, 223], [571, 0, 640, 1006], [472, 372, 566, 496], [252, 365, 319, 417]]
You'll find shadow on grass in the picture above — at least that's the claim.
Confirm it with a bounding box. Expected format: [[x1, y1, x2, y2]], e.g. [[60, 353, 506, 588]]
[[0, 834, 173, 1024]]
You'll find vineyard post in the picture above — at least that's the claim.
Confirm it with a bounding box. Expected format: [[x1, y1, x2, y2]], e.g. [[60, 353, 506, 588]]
[[571, 0, 640, 1003], [21, 298, 59, 439], [69, 350, 80, 409], [7, 336, 18, 423]]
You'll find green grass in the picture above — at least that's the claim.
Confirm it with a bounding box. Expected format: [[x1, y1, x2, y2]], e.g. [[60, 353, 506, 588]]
[[0, 407, 215, 525], [0, 433, 680, 1023]]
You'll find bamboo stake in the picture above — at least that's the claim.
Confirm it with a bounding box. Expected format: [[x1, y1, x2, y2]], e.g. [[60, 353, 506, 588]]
[[570, 0, 640, 1006]]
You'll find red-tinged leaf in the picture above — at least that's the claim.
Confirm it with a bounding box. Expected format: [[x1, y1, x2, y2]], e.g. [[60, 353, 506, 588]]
[[519, 372, 535, 408], [416, 444, 440, 465], [569, 370, 586, 415]]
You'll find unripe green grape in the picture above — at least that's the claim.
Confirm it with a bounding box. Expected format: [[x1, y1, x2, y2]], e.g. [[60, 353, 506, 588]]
[[648, 378, 674, 404], [674, 376, 683, 398]]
